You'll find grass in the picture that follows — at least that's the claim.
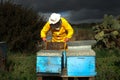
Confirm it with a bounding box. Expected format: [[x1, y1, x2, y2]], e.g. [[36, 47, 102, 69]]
[[0, 52, 36, 80], [94, 48, 120, 80], [96, 56, 120, 80], [0, 48, 120, 80]]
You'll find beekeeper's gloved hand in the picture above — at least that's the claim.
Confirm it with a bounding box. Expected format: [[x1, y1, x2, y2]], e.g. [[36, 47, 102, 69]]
[[42, 37, 47, 42], [64, 38, 70, 42]]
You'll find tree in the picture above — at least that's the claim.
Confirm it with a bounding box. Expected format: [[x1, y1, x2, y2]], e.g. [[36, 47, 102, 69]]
[[93, 14, 120, 48], [0, 1, 46, 53]]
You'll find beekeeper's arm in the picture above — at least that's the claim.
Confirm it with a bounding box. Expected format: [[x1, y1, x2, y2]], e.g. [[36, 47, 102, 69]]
[[62, 18, 74, 42], [40, 22, 50, 41]]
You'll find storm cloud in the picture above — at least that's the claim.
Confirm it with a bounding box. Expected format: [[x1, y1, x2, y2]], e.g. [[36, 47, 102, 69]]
[[8, 0, 120, 23]]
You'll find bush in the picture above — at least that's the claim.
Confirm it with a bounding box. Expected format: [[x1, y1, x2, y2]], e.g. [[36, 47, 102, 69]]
[[0, 52, 36, 80], [93, 14, 120, 49], [96, 56, 120, 80], [94, 48, 120, 58], [0, 1, 46, 53], [94, 48, 120, 80]]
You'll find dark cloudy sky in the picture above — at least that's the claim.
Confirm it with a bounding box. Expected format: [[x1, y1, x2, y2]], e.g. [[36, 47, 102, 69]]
[[5, 0, 120, 23]]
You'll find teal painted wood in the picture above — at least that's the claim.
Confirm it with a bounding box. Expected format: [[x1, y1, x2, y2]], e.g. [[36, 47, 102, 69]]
[[36, 56, 62, 73], [62, 51, 67, 68], [67, 56, 97, 76]]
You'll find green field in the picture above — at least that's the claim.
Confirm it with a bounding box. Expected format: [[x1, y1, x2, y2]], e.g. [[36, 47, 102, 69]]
[[0, 52, 36, 80], [0, 48, 120, 80]]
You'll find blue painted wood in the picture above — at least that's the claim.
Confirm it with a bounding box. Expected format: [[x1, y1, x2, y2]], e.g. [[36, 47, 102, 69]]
[[36, 56, 62, 73], [62, 51, 67, 68], [67, 56, 97, 76]]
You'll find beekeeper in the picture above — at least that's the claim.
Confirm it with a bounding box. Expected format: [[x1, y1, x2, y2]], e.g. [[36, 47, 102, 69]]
[[40, 13, 74, 42]]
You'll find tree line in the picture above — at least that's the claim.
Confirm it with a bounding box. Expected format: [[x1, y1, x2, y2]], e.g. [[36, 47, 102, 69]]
[[1, 1, 120, 53], [0, 1, 46, 53]]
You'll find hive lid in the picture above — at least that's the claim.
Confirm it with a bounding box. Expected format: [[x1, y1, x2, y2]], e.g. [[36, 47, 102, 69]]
[[66, 50, 96, 56], [37, 50, 62, 56], [67, 40, 96, 46], [67, 40, 96, 50], [68, 45, 92, 50]]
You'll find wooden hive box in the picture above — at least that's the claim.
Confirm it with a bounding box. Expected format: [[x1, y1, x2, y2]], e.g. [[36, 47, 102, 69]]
[[46, 42, 66, 50], [36, 50, 63, 75]]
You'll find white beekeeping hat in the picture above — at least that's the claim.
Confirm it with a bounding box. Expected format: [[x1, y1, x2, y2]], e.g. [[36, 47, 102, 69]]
[[49, 13, 61, 24]]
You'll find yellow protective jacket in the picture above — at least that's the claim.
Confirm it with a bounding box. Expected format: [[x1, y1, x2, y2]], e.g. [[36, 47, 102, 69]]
[[40, 17, 74, 42]]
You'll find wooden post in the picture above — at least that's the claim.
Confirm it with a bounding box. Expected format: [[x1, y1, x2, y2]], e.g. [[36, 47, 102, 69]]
[[89, 77, 95, 80], [37, 77, 42, 80], [62, 77, 68, 80], [62, 68, 68, 80]]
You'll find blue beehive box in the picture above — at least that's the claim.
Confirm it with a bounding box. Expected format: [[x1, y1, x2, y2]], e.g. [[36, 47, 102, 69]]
[[36, 50, 63, 74], [66, 49, 97, 77]]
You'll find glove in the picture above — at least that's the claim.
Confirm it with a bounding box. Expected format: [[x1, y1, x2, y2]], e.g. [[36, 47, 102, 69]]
[[42, 37, 47, 42], [64, 38, 70, 42]]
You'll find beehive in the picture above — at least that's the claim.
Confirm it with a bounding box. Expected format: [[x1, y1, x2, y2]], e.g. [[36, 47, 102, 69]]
[[66, 50, 96, 76], [66, 40, 97, 76], [36, 50, 63, 74]]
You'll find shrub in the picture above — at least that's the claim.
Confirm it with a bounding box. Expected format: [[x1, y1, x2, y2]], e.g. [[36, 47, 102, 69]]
[[0, 1, 46, 53], [96, 56, 120, 80], [0, 52, 36, 80], [94, 48, 120, 80], [93, 14, 120, 49]]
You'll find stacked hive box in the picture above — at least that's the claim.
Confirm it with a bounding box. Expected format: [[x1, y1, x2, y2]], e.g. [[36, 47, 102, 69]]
[[36, 42, 66, 76], [36, 50, 63, 75], [66, 40, 97, 76]]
